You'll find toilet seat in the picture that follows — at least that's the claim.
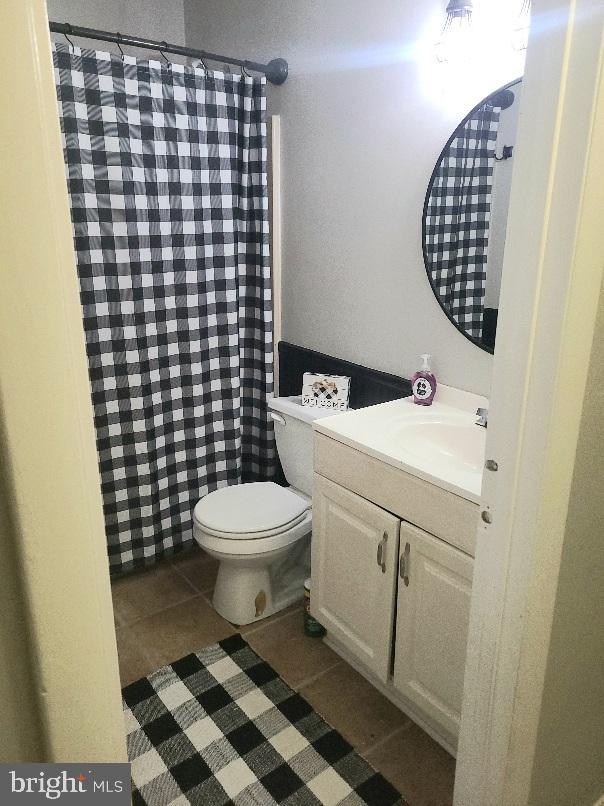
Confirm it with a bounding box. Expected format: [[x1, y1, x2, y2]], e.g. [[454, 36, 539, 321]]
[[193, 482, 310, 540], [197, 510, 309, 540], [195, 510, 312, 557]]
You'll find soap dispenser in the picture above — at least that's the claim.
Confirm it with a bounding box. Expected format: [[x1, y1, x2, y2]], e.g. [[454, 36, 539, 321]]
[[411, 354, 437, 406]]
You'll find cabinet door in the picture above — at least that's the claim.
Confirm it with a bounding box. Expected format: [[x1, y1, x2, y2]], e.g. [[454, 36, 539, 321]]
[[311, 474, 400, 681], [393, 522, 473, 740]]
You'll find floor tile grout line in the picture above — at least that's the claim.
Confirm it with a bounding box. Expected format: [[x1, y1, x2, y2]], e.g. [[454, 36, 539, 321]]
[[170, 551, 217, 574], [114, 590, 203, 628], [118, 609, 238, 683], [238, 602, 305, 638], [115, 622, 161, 677], [169, 558, 214, 596], [361, 720, 414, 757], [292, 659, 344, 693], [200, 589, 218, 607]]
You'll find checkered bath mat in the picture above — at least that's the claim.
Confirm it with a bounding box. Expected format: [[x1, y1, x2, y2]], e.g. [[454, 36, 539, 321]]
[[123, 634, 405, 805]]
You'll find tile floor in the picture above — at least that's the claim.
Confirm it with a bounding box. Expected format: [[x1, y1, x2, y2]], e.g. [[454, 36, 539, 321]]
[[112, 545, 456, 806]]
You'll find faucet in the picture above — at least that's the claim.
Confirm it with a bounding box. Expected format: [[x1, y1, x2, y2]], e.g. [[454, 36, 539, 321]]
[[476, 407, 488, 428]]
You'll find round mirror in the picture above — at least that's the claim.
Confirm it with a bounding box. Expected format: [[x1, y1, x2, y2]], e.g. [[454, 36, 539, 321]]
[[422, 78, 522, 353]]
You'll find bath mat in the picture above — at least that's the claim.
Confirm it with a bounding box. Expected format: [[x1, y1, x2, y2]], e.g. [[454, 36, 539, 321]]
[[123, 634, 405, 805]]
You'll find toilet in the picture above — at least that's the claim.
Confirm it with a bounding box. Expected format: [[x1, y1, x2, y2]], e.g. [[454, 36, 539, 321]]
[[192, 396, 334, 625]]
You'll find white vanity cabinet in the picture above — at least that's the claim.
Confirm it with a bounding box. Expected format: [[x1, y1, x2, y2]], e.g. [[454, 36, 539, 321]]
[[393, 522, 473, 740], [311, 430, 479, 753], [311, 474, 400, 682]]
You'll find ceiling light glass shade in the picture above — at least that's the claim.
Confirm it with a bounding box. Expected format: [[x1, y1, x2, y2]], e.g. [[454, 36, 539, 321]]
[[435, 0, 474, 64]]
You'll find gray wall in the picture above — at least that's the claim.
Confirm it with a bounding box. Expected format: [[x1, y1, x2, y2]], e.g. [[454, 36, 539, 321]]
[[46, 0, 185, 60], [183, 0, 523, 393]]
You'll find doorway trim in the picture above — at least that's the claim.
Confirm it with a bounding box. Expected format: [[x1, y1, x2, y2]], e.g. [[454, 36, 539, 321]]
[[0, 0, 126, 761], [454, 0, 604, 803]]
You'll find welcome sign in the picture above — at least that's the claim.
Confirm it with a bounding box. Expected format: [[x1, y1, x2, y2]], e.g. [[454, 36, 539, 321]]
[[301, 372, 351, 411]]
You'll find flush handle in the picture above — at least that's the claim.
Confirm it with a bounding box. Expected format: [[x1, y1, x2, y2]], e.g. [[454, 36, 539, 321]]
[[376, 532, 387, 573], [270, 412, 286, 426], [399, 542, 410, 586]]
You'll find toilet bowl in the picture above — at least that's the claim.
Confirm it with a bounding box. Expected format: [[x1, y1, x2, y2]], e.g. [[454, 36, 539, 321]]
[[193, 482, 312, 624], [192, 396, 334, 625]]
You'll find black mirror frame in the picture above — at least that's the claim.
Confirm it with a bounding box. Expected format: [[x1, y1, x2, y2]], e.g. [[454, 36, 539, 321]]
[[421, 77, 523, 355]]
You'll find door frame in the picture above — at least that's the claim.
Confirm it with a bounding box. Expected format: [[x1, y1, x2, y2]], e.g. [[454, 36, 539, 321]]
[[0, 0, 126, 761], [454, 0, 604, 803]]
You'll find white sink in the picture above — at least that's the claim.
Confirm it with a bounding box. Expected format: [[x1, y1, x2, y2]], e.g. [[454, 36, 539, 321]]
[[313, 385, 487, 502], [393, 419, 486, 475]]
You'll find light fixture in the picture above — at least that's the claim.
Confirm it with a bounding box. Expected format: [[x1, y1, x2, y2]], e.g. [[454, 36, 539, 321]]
[[435, 0, 473, 64], [512, 0, 531, 51]]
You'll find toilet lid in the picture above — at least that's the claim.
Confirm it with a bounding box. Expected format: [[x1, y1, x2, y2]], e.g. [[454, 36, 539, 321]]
[[193, 482, 310, 536]]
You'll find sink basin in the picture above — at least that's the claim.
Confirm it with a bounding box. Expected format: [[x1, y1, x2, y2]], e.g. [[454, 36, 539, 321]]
[[313, 387, 488, 501], [393, 420, 486, 474]]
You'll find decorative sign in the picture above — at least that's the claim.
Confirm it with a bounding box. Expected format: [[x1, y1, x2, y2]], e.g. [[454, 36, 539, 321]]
[[302, 372, 350, 411]]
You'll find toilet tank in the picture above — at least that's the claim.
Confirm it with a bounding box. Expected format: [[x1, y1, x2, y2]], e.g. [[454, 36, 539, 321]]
[[268, 396, 336, 497]]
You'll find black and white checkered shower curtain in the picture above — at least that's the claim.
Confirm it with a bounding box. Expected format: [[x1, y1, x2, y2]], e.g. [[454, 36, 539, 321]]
[[53, 43, 276, 575], [424, 104, 501, 339]]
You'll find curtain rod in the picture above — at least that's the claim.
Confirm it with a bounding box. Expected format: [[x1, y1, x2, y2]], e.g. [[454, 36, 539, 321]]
[[49, 22, 289, 85]]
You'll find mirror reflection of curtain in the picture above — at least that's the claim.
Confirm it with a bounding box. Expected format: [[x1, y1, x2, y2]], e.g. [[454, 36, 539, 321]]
[[425, 103, 501, 340]]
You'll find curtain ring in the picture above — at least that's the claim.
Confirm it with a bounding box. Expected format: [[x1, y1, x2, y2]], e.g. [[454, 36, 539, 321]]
[[64, 24, 75, 51], [196, 57, 208, 76], [158, 42, 170, 65], [116, 32, 125, 60], [241, 64, 250, 78]]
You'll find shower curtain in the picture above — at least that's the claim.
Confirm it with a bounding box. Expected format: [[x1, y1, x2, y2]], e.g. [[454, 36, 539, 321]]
[[53, 43, 276, 575], [424, 103, 501, 340]]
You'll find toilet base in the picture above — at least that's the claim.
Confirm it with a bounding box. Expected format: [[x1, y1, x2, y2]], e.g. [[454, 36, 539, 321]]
[[210, 536, 310, 626]]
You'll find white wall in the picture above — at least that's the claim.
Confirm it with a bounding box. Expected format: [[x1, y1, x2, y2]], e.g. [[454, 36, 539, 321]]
[[183, 0, 524, 394], [46, 0, 185, 59]]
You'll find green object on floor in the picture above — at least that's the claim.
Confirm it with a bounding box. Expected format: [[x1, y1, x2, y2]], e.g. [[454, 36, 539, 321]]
[[304, 578, 326, 637]]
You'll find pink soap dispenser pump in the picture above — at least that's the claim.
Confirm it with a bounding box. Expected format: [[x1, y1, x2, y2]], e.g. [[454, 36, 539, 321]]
[[411, 354, 437, 406]]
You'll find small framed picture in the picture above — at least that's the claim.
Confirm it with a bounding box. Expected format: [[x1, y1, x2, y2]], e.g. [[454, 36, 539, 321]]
[[302, 372, 351, 411]]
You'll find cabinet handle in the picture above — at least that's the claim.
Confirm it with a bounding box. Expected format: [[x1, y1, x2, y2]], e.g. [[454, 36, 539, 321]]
[[376, 532, 387, 573], [399, 542, 410, 586]]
